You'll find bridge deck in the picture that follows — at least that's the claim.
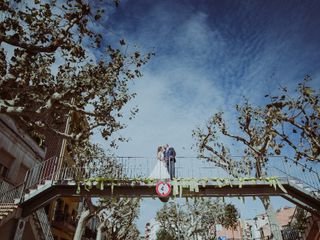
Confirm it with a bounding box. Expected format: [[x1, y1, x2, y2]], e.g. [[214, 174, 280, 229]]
[[1, 156, 319, 218], [20, 179, 320, 217]]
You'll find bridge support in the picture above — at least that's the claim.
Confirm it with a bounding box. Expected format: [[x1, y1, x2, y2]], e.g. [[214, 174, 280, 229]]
[[13, 217, 28, 240], [19, 180, 320, 220]]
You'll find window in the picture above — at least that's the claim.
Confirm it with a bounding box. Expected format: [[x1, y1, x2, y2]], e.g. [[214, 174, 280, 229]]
[[0, 164, 8, 178], [0, 148, 14, 179], [54, 198, 64, 221], [16, 164, 28, 184]]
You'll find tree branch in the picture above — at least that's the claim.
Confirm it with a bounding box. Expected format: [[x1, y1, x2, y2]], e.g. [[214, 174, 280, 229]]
[[273, 128, 317, 160], [0, 33, 60, 53]]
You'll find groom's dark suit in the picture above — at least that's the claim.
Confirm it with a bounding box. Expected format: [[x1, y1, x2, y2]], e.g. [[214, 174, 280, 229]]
[[165, 147, 176, 179]]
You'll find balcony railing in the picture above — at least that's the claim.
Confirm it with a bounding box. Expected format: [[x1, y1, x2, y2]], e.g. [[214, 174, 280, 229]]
[[35, 208, 54, 240], [0, 180, 14, 194], [0, 183, 24, 203], [0, 155, 319, 205]]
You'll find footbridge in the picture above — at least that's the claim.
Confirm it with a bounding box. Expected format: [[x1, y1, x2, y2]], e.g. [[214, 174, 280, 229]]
[[1, 156, 319, 218]]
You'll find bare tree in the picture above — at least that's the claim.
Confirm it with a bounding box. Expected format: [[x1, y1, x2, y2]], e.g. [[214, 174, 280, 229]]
[[193, 78, 320, 239], [0, 0, 153, 146], [263, 76, 320, 162]]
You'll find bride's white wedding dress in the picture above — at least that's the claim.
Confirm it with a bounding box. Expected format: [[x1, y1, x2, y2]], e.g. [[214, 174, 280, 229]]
[[149, 152, 170, 179]]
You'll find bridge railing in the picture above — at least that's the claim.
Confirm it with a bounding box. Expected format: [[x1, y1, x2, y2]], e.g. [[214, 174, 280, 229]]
[[265, 157, 320, 192], [41, 157, 233, 181], [46, 156, 320, 193], [0, 180, 14, 194], [0, 183, 24, 203], [55, 166, 123, 181], [1, 155, 319, 204], [24, 157, 59, 190], [34, 208, 55, 240]]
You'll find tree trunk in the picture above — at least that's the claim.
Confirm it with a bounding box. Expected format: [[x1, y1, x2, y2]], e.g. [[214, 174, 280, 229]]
[[240, 218, 247, 240], [255, 156, 282, 240], [73, 209, 91, 240], [259, 196, 283, 240], [96, 220, 106, 240]]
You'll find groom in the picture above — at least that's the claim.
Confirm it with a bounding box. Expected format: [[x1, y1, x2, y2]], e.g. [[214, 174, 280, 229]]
[[164, 144, 176, 179]]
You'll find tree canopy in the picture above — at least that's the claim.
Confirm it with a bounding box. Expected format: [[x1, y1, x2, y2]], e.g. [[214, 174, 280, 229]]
[[156, 199, 239, 240], [193, 77, 320, 179], [156, 229, 174, 240], [97, 197, 140, 240], [193, 77, 319, 240], [72, 144, 140, 240], [0, 0, 153, 146]]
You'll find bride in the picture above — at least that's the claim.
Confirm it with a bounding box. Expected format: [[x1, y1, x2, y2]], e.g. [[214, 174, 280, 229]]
[[149, 146, 170, 179]]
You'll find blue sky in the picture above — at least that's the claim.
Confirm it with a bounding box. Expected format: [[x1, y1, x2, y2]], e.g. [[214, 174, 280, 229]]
[[92, 0, 320, 234], [100, 0, 320, 157]]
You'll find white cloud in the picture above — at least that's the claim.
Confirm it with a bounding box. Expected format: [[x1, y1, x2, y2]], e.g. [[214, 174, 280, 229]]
[[93, 9, 231, 157], [91, 1, 320, 233]]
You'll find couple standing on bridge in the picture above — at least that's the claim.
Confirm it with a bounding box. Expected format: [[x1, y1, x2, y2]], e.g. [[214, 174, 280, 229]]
[[149, 144, 176, 180]]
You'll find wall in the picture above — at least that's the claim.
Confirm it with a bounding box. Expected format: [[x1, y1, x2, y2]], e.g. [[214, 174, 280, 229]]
[[0, 115, 45, 186], [0, 218, 18, 240], [0, 115, 45, 239]]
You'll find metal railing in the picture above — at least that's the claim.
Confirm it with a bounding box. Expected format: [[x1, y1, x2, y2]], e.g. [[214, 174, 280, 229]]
[[0, 156, 319, 204], [45, 156, 320, 189], [281, 227, 303, 240], [0, 180, 14, 194], [0, 157, 59, 204], [25, 157, 59, 190], [0, 183, 24, 203], [266, 157, 320, 193], [34, 208, 54, 240]]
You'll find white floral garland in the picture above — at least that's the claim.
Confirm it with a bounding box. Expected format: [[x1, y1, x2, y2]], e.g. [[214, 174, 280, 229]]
[[76, 176, 287, 197]]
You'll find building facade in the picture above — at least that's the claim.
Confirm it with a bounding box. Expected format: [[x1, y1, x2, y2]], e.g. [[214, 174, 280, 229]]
[[0, 113, 93, 240], [216, 206, 313, 240], [0, 114, 46, 239]]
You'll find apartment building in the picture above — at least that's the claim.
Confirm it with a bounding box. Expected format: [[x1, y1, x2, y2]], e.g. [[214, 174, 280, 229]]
[[0, 114, 45, 239], [0, 113, 95, 240], [216, 206, 307, 240]]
